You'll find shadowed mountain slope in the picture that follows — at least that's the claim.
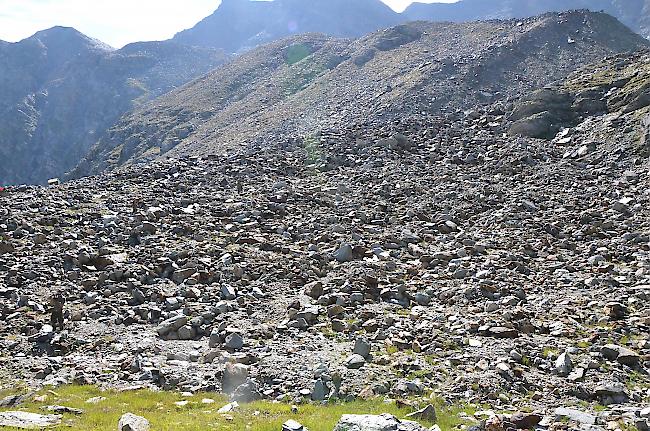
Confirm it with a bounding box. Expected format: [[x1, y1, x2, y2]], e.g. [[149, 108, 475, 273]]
[[0, 27, 228, 185]]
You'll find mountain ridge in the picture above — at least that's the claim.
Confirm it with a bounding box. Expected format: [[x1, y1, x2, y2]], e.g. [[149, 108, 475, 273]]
[[171, 0, 650, 54], [404, 0, 650, 38], [73, 10, 650, 177]]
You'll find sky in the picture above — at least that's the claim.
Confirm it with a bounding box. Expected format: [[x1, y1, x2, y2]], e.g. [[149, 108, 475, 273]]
[[0, 0, 457, 48]]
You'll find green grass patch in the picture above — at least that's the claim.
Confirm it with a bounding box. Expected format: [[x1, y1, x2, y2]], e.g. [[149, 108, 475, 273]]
[[303, 136, 323, 166], [575, 340, 591, 349], [542, 347, 558, 358], [0, 385, 472, 431], [286, 44, 313, 65]]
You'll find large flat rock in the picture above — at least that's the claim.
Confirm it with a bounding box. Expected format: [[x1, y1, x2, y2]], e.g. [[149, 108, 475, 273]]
[[0, 411, 62, 429]]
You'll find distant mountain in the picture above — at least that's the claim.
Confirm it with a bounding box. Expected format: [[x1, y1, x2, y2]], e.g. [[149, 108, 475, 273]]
[[404, 0, 650, 38], [173, 0, 401, 52], [172, 0, 650, 54], [73, 11, 649, 177], [0, 27, 228, 185]]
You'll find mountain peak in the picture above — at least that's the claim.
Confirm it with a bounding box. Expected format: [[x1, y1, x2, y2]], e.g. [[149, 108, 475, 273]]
[[173, 0, 399, 52], [27, 25, 114, 51]]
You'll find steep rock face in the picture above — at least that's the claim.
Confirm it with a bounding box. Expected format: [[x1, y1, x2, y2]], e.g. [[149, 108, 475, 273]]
[[74, 11, 649, 176], [0, 27, 228, 185], [404, 0, 650, 38], [173, 0, 400, 52]]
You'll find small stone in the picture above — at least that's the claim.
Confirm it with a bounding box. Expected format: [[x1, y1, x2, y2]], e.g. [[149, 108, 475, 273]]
[[568, 367, 586, 382], [304, 282, 324, 299], [177, 325, 195, 340], [0, 394, 30, 407], [283, 419, 308, 431], [345, 354, 366, 369], [405, 404, 437, 422], [156, 315, 187, 336], [488, 327, 518, 338], [231, 379, 261, 402], [554, 407, 596, 425], [225, 333, 244, 351], [43, 405, 84, 415], [353, 338, 371, 359], [413, 292, 431, 306], [555, 351, 572, 376], [172, 268, 196, 284], [311, 379, 329, 401], [333, 413, 425, 431], [510, 412, 542, 429], [333, 244, 354, 263], [217, 401, 239, 413], [222, 363, 249, 393], [221, 284, 237, 300], [332, 320, 347, 332], [594, 383, 629, 404], [209, 327, 222, 348]]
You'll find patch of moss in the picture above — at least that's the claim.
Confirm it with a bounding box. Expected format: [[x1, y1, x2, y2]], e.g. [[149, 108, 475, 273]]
[[286, 44, 313, 65]]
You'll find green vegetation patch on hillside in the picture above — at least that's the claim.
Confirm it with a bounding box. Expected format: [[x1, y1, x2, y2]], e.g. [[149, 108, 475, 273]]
[[0, 385, 473, 431]]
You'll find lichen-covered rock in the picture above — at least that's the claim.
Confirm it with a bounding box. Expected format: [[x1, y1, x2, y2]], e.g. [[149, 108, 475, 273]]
[[0, 411, 62, 429], [332, 414, 425, 431]]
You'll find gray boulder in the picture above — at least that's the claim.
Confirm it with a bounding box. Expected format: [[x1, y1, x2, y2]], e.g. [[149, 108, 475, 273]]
[[555, 351, 573, 376], [353, 338, 372, 359], [601, 344, 640, 366], [333, 244, 354, 263], [156, 315, 187, 336], [225, 333, 244, 351], [345, 354, 366, 369], [118, 413, 150, 431], [222, 363, 249, 393]]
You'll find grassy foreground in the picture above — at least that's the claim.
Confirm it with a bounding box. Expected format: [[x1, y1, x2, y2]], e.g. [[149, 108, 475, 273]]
[[0, 386, 472, 430]]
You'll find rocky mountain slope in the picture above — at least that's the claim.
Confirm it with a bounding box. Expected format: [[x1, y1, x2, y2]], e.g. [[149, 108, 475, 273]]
[[1, 40, 649, 431], [404, 0, 650, 38], [173, 0, 400, 53], [0, 27, 228, 186], [74, 11, 649, 177]]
